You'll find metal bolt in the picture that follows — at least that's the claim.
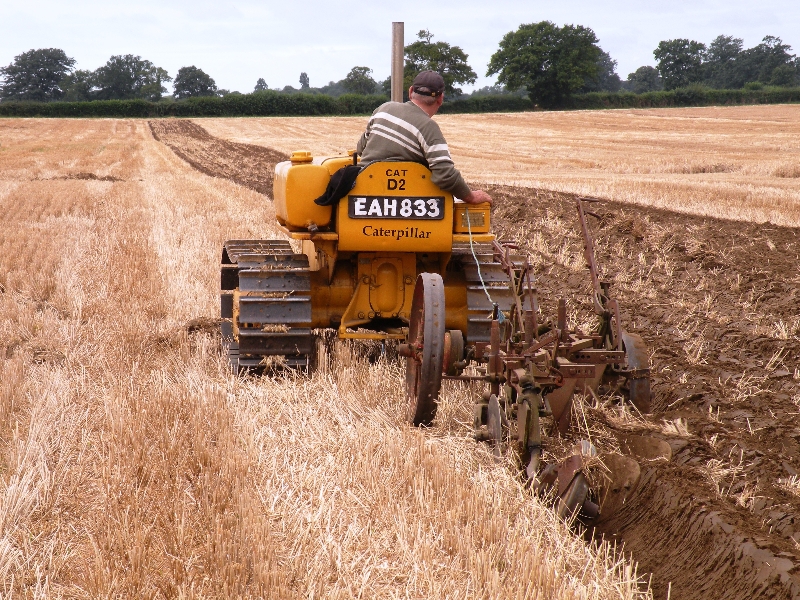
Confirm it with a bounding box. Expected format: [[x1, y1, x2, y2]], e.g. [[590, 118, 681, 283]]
[[358, 311, 365, 319]]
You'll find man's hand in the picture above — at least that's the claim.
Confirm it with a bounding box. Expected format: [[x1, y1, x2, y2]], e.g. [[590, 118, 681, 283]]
[[463, 190, 493, 205]]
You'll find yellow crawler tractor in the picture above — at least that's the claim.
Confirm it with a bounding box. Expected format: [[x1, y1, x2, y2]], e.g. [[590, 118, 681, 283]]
[[221, 151, 650, 519], [221, 151, 502, 388]]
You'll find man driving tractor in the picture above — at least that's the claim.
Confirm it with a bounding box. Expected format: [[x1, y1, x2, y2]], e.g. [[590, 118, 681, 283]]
[[356, 70, 493, 206]]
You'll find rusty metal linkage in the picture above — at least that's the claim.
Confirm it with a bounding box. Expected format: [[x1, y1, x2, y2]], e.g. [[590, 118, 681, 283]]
[[456, 198, 651, 521]]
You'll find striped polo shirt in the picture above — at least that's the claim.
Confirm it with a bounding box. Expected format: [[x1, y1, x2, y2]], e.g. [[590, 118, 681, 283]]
[[356, 101, 472, 199]]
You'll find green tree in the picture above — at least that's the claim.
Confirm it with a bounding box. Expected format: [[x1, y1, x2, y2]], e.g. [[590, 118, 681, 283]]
[[581, 50, 621, 92], [173, 66, 217, 99], [654, 39, 706, 90], [769, 63, 799, 87], [93, 55, 171, 101], [404, 30, 477, 96], [254, 78, 268, 92], [625, 66, 662, 93], [299, 72, 309, 90], [342, 66, 377, 95], [60, 69, 95, 101], [0, 48, 75, 101], [704, 35, 743, 89], [468, 84, 527, 98], [487, 21, 602, 108], [736, 36, 797, 86]]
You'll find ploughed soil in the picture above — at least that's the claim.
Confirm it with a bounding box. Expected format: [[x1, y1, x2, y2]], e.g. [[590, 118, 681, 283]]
[[490, 187, 800, 600], [153, 120, 800, 600], [148, 120, 289, 194]]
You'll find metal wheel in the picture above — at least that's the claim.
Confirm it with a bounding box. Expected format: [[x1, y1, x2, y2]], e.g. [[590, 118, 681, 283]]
[[621, 331, 651, 413], [406, 273, 446, 426], [487, 394, 504, 458], [443, 329, 465, 376], [556, 472, 591, 521]]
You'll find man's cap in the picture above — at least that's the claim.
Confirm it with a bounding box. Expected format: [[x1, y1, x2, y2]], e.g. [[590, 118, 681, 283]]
[[411, 71, 445, 96]]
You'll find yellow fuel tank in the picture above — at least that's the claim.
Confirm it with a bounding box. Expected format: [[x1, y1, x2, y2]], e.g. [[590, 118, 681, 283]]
[[274, 153, 352, 231]]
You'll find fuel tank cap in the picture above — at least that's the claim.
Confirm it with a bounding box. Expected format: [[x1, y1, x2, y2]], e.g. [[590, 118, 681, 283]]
[[290, 150, 313, 164]]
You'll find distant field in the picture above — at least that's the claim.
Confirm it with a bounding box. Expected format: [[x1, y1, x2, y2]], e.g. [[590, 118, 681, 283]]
[[201, 104, 800, 226]]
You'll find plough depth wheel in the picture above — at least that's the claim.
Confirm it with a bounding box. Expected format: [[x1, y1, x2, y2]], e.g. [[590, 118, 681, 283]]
[[556, 472, 592, 521], [406, 273, 446, 426], [621, 331, 651, 413]]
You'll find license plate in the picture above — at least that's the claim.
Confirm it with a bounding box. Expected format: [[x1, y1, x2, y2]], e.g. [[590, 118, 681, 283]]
[[348, 196, 445, 220]]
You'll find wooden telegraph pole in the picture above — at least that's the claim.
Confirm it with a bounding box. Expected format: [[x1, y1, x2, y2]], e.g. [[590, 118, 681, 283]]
[[391, 22, 404, 102]]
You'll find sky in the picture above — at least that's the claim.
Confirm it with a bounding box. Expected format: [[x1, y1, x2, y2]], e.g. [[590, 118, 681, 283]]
[[1, 0, 799, 94]]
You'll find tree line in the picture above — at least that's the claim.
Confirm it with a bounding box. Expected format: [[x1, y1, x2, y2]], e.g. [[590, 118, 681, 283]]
[[1, 25, 798, 109], [646, 35, 798, 91]]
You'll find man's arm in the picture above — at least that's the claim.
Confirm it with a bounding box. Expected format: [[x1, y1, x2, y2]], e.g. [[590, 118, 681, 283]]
[[429, 160, 470, 199], [423, 122, 491, 204]]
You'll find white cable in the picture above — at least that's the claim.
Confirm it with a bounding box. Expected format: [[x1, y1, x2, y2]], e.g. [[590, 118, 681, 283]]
[[465, 206, 503, 323]]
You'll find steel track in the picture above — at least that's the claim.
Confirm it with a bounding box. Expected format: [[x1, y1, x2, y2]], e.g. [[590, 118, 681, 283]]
[[221, 239, 313, 371]]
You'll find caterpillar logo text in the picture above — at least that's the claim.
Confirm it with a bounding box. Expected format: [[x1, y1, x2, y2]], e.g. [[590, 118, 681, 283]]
[[362, 225, 432, 240]]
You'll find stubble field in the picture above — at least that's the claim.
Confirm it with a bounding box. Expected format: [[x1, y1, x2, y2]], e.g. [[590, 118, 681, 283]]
[[0, 118, 644, 599], [1, 104, 799, 599]]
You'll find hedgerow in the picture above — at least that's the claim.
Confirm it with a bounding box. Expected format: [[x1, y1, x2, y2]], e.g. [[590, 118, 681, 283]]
[[1, 87, 799, 117], [569, 86, 800, 109], [0, 92, 389, 118], [438, 95, 534, 113]]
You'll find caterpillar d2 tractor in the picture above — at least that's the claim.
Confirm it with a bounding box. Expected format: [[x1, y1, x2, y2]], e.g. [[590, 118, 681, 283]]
[[221, 150, 650, 519]]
